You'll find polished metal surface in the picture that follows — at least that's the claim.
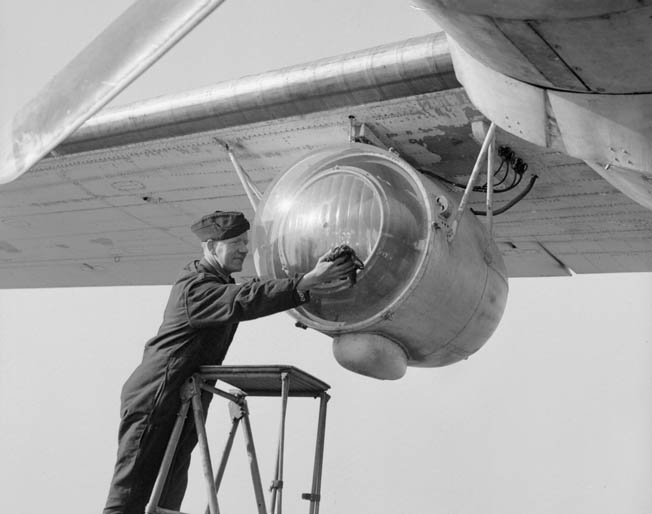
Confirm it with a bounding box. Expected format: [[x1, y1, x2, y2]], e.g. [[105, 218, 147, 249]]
[[416, 1, 652, 93], [0, 0, 228, 185], [416, 1, 652, 212], [251, 144, 508, 376], [56, 33, 456, 154], [419, 0, 652, 19]]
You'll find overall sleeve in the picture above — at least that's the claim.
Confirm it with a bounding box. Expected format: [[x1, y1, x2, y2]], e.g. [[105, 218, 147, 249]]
[[184, 275, 307, 327]]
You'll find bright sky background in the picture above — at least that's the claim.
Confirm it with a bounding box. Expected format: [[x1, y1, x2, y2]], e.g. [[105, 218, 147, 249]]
[[1, 1, 651, 514]]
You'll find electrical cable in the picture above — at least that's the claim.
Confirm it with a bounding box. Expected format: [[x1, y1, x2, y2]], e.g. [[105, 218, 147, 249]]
[[419, 145, 525, 194], [471, 175, 539, 216], [418, 145, 536, 217]]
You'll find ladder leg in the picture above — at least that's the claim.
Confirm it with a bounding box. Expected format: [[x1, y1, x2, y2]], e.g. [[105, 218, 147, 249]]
[[190, 377, 220, 514], [204, 403, 242, 514], [145, 400, 191, 514], [308, 393, 330, 514], [269, 372, 290, 514], [215, 406, 241, 493], [240, 398, 268, 514]]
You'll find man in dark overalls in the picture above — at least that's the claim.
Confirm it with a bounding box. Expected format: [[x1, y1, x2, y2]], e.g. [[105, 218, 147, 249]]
[[103, 210, 355, 514]]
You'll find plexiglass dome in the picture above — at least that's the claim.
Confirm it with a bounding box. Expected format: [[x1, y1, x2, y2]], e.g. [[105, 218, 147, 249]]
[[252, 143, 431, 330]]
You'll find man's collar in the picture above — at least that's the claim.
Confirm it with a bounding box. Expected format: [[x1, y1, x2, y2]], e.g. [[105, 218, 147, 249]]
[[198, 257, 233, 282]]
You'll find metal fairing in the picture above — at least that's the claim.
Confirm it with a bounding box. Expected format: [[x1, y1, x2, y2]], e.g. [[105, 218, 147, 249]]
[[2, 36, 652, 289], [380, 172, 508, 368], [417, 2, 652, 210], [250, 142, 508, 372]]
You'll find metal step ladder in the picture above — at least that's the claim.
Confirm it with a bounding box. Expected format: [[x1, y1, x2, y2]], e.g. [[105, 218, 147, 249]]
[[145, 365, 330, 514]]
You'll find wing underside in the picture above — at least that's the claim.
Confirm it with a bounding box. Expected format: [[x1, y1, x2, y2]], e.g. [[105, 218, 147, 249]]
[[2, 35, 651, 288]]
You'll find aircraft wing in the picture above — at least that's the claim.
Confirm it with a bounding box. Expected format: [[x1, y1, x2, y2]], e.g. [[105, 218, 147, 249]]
[[2, 34, 652, 288]]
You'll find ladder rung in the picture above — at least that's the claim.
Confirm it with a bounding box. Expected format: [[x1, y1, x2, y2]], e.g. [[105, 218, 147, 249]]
[[147, 506, 192, 514]]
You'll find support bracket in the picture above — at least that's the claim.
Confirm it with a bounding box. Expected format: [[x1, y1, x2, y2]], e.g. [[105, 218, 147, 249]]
[[448, 121, 496, 242], [348, 116, 389, 151]]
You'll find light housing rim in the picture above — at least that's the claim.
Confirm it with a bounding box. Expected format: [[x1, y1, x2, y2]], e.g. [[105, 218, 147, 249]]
[[256, 143, 438, 333]]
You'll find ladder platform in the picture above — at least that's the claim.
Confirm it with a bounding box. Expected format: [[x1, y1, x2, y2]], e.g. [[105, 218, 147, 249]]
[[198, 365, 330, 397]]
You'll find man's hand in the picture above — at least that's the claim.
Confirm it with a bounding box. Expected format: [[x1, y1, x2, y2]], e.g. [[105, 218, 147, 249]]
[[297, 253, 359, 291]]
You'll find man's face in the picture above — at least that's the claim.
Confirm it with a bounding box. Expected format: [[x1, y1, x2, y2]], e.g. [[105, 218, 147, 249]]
[[212, 232, 249, 273]]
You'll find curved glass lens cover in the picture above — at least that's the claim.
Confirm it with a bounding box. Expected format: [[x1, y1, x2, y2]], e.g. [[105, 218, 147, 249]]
[[252, 144, 431, 326]]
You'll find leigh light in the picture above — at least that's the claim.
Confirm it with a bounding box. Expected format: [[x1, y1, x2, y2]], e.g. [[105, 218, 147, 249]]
[[252, 143, 508, 380]]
